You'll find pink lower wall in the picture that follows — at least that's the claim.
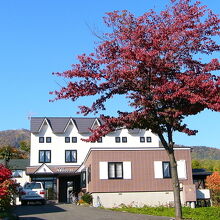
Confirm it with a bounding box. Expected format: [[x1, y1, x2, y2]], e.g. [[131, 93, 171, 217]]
[[85, 149, 193, 193]]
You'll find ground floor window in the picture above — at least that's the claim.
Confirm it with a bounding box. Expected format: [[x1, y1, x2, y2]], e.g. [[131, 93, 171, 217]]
[[108, 162, 123, 179]]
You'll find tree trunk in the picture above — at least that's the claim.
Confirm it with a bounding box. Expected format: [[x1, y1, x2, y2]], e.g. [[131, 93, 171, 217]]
[[167, 149, 183, 220]]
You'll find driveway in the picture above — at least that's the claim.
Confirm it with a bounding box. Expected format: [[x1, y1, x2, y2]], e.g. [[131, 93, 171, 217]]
[[14, 204, 173, 220]]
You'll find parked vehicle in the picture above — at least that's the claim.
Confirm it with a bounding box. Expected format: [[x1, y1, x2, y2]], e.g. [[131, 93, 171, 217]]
[[20, 182, 46, 205]]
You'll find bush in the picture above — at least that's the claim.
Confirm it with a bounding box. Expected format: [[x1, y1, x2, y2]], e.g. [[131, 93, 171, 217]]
[[0, 164, 18, 211], [81, 193, 92, 204]]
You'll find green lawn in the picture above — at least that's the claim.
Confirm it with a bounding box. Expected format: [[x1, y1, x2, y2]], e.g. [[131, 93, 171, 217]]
[[110, 206, 220, 220]]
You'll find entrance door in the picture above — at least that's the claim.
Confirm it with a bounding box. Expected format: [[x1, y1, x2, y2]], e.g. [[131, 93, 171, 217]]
[[58, 175, 81, 203]]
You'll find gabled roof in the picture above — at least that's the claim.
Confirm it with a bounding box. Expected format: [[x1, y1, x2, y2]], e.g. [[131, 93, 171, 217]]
[[30, 117, 102, 134]]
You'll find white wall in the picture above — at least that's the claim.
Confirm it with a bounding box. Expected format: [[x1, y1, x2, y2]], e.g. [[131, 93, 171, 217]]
[[30, 121, 159, 166], [92, 191, 184, 208], [12, 171, 30, 187]]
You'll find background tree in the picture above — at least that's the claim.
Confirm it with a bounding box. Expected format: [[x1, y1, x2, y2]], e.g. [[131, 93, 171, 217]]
[[0, 146, 27, 167], [19, 141, 30, 156], [206, 172, 220, 206], [51, 0, 220, 219]]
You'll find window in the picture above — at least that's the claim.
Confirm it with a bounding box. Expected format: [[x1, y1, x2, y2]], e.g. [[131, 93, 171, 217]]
[[115, 137, 120, 143], [65, 150, 77, 163], [140, 137, 145, 142], [97, 137, 102, 143], [122, 137, 127, 143], [46, 137, 51, 143], [108, 162, 123, 179], [88, 165, 91, 183], [65, 137, 70, 143], [12, 170, 23, 178], [162, 162, 171, 178], [146, 137, 152, 143], [72, 137, 77, 143], [81, 171, 86, 188], [39, 137, 44, 143], [39, 150, 51, 163]]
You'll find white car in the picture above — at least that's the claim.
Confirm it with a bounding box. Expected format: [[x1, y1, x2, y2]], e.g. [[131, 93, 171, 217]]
[[20, 182, 46, 205]]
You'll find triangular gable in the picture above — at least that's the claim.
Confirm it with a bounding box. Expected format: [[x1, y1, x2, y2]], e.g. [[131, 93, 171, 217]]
[[91, 118, 101, 130], [38, 118, 52, 133], [34, 163, 53, 174], [63, 118, 78, 133]]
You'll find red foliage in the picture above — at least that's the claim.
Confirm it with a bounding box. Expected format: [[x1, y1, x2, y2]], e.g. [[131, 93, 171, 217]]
[[51, 0, 220, 143], [0, 164, 16, 202], [206, 172, 220, 191], [0, 164, 12, 182]]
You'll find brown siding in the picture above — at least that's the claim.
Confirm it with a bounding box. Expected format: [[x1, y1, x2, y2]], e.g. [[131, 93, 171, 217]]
[[86, 149, 193, 193]]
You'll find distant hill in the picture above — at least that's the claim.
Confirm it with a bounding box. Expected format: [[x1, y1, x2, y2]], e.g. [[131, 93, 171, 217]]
[[0, 129, 30, 148], [191, 146, 220, 160]]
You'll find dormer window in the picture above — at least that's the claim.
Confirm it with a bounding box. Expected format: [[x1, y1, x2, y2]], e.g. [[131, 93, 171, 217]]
[[65, 137, 70, 143], [115, 137, 120, 143], [146, 137, 152, 143], [39, 137, 44, 143], [46, 137, 51, 143], [122, 137, 127, 143]]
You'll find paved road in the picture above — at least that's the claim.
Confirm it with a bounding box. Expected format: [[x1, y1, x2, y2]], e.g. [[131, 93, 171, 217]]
[[14, 204, 173, 220]]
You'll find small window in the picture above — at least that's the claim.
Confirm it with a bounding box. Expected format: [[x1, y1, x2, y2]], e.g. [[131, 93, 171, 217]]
[[65, 150, 77, 163], [162, 161, 171, 178], [108, 162, 123, 179], [122, 137, 127, 143], [81, 171, 86, 188], [39, 150, 51, 163], [65, 137, 70, 143], [72, 137, 77, 143], [97, 137, 102, 143], [46, 137, 51, 143], [115, 137, 120, 143], [140, 137, 145, 143], [88, 165, 91, 183], [39, 137, 44, 143], [12, 170, 23, 178], [146, 137, 152, 143]]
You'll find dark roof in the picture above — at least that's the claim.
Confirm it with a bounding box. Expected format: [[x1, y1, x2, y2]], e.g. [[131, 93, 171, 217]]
[[192, 169, 212, 176], [30, 117, 102, 134], [0, 159, 30, 170]]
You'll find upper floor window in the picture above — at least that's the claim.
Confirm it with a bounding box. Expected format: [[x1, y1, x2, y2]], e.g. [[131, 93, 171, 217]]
[[140, 137, 145, 142], [97, 137, 102, 143], [72, 137, 77, 143], [39, 137, 44, 143], [65, 137, 70, 143], [162, 161, 171, 178], [146, 137, 152, 143], [39, 150, 51, 163], [46, 137, 51, 143], [115, 137, 120, 143], [108, 162, 123, 179], [65, 150, 77, 163], [122, 137, 127, 143]]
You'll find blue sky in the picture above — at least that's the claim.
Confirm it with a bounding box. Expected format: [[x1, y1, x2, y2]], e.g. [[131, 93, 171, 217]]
[[0, 0, 219, 148]]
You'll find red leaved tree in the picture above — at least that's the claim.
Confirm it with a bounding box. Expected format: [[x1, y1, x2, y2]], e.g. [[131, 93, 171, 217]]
[[206, 172, 220, 206], [51, 0, 220, 219], [0, 164, 17, 210]]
